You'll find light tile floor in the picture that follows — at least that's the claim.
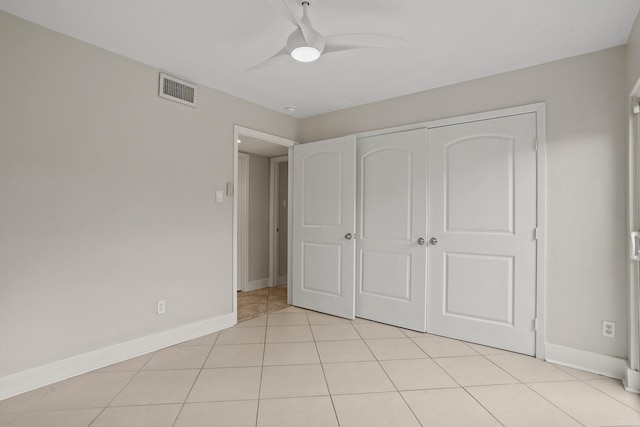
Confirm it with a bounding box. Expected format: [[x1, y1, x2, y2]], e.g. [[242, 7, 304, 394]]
[[237, 286, 288, 322], [2, 307, 640, 426]]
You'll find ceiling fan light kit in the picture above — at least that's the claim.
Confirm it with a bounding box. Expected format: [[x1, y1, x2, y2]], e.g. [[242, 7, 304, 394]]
[[247, 0, 408, 70], [290, 45, 321, 62]]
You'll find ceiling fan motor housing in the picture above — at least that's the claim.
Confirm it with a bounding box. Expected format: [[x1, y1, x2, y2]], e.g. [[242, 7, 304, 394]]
[[287, 27, 325, 60]]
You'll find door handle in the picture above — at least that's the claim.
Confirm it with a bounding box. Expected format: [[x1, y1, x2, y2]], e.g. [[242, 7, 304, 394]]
[[345, 233, 353, 240], [417, 237, 426, 245], [429, 237, 438, 246]]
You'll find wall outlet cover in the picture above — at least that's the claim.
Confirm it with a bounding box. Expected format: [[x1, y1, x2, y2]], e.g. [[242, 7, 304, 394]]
[[602, 320, 615, 338]]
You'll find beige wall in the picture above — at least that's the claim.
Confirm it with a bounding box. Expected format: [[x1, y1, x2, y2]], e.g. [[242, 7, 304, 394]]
[[627, 12, 640, 94], [302, 47, 628, 358], [0, 7, 634, 381], [246, 154, 270, 283], [278, 162, 288, 281], [0, 12, 299, 377]]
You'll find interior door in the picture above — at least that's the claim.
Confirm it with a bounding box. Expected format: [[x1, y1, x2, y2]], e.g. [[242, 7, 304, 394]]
[[427, 113, 537, 355], [356, 128, 427, 331], [291, 136, 356, 318]]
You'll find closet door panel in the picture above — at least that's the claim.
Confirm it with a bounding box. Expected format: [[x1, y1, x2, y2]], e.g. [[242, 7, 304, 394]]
[[291, 136, 356, 319], [356, 128, 427, 332]]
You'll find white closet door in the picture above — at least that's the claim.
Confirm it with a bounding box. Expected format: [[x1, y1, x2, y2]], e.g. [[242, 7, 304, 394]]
[[291, 136, 357, 319], [427, 113, 538, 355], [356, 128, 428, 331]]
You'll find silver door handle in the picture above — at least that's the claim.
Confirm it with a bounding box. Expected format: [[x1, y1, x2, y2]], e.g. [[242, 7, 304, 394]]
[[345, 233, 353, 240], [429, 237, 438, 245], [417, 237, 426, 245]]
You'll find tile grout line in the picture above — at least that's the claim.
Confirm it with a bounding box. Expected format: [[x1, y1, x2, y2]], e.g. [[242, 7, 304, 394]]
[[2, 384, 56, 422], [458, 386, 507, 427], [582, 379, 640, 414], [254, 312, 270, 427], [370, 350, 426, 426], [169, 331, 222, 427], [308, 309, 343, 427], [480, 351, 522, 384], [521, 382, 587, 426], [87, 352, 157, 427], [359, 327, 432, 427], [377, 330, 505, 427]]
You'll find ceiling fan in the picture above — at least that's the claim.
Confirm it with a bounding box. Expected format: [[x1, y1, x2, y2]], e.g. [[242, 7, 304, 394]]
[[247, 0, 408, 70]]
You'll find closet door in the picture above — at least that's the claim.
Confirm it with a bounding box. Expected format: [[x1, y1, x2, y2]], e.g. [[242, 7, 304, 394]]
[[356, 128, 428, 331], [427, 113, 537, 355], [291, 136, 357, 319]]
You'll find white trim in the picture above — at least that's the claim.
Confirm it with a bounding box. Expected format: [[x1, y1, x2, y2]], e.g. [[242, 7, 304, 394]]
[[233, 132, 238, 315], [545, 343, 627, 380], [237, 152, 250, 293], [624, 363, 640, 394], [278, 274, 288, 285], [245, 278, 270, 292], [628, 84, 640, 376], [354, 102, 547, 358], [233, 126, 297, 315], [287, 147, 294, 306], [356, 103, 547, 138], [235, 127, 298, 148], [0, 313, 235, 401], [269, 155, 289, 289], [534, 104, 547, 359]]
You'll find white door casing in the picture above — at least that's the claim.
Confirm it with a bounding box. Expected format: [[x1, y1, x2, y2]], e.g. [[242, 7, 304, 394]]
[[356, 128, 428, 331], [237, 152, 250, 293], [233, 125, 297, 319], [427, 113, 538, 355], [291, 136, 357, 319], [269, 155, 289, 287]]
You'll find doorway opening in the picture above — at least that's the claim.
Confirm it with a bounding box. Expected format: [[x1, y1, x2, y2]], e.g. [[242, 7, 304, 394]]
[[233, 126, 296, 322]]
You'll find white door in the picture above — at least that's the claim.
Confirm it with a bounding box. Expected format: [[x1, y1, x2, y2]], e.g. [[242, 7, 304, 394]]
[[291, 136, 357, 318], [356, 128, 427, 331], [427, 113, 538, 355]]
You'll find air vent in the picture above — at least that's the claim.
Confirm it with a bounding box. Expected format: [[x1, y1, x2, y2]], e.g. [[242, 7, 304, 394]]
[[159, 73, 197, 107]]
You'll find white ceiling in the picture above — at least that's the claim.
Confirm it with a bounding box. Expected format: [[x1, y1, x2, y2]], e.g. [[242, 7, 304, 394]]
[[1, 0, 639, 118]]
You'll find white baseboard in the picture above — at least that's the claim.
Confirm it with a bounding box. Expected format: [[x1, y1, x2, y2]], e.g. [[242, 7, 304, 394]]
[[545, 343, 627, 380], [245, 278, 270, 292], [624, 362, 640, 394], [277, 274, 288, 285], [0, 312, 236, 401]]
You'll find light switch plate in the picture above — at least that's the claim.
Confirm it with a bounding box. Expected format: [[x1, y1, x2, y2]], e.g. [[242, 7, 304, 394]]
[[632, 232, 640, 261], [215, 190, 224, 203]]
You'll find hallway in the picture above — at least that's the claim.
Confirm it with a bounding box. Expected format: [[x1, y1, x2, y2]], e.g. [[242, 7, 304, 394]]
[[238, 286, 288, 322]]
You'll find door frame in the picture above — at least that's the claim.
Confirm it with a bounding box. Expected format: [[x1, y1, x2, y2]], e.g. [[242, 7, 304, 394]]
[[627, 84, 640, 390], [237, 152, 250, 292], [233, 126, 297, 322], [355, 103, 547, 357], [270, 155, 289, 288]]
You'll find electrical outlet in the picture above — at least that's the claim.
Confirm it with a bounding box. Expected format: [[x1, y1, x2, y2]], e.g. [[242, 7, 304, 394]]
[[157, 300, 166, 315], [602, 320, 615, 338]]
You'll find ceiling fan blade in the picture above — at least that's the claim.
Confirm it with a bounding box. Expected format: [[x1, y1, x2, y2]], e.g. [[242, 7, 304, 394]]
[[323, 33, 408, 53], [267, 0, 314, 43], [245, 47, 289, 71]]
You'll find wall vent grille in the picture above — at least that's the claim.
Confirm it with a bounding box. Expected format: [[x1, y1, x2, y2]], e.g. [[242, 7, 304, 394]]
[[159, 73, 197, 107]]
